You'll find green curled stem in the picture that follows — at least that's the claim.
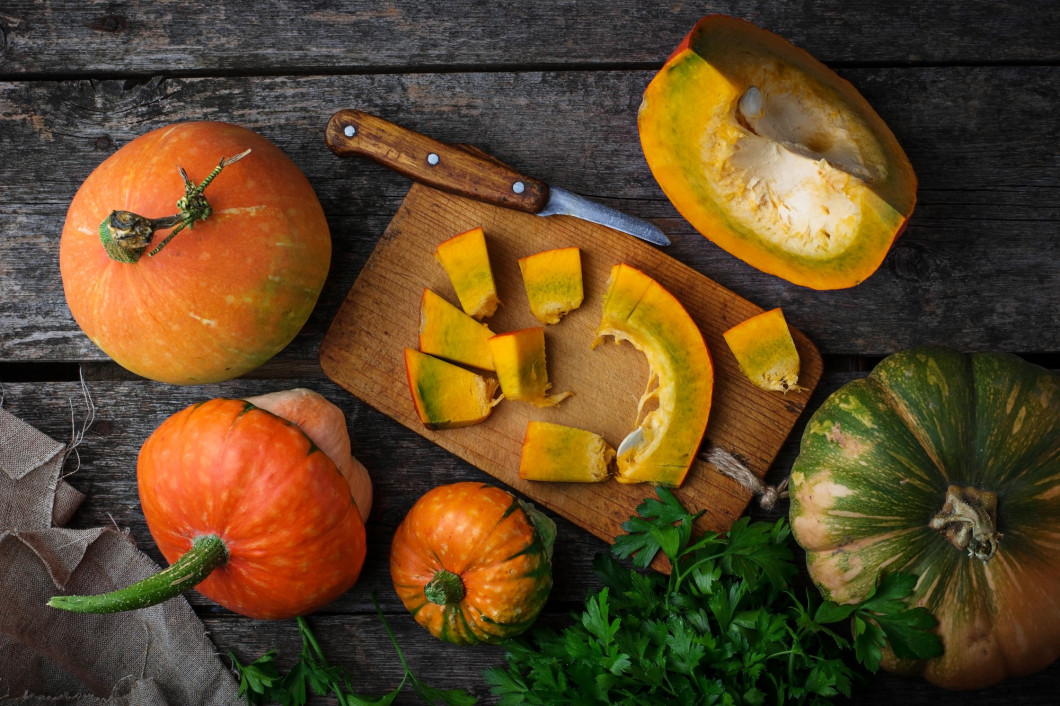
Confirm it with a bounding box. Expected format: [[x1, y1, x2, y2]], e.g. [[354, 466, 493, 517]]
[[98, 148, 251, 264], [47, 534, 228, 614]]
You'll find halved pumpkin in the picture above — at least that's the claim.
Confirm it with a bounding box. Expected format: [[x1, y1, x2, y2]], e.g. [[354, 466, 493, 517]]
[[404, 348, 500, 429], [418, 288, 495, 371], [638, 15, 917, 289], [593, 264, 713, 486]]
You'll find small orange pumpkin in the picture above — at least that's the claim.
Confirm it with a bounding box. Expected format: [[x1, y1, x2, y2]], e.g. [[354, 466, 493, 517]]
[[390, 482, 554, 644]]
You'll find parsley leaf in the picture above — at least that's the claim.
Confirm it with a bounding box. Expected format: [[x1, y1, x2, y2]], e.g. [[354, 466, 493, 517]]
[[485, 488, 944, 705], [230, 595, 477, 705]]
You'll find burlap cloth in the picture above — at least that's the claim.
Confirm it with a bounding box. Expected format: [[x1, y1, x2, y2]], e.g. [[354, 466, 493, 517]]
[[0, 405, 241, 705]]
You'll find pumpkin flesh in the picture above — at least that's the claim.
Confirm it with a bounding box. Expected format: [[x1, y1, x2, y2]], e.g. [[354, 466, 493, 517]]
[[60, 122, 331, 384], [594, 264, 713, 486], [418, 288, 496, 370], [518, 247, 584, 325], [433, 226, 500, 319], [638, 16, 916, 289], [789, 347, 1060, 689]]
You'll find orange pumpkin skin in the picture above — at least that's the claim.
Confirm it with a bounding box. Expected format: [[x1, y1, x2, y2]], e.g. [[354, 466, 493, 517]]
[[390, 482, 553, 644], [59, 122, 331, 385], [137, 398, 366, 619]]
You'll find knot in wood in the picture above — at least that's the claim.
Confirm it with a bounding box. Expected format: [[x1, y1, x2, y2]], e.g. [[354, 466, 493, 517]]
[[888, 241, 943, 283]]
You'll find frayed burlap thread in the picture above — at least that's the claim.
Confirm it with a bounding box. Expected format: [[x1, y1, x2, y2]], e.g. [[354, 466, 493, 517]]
[[0, 406, 240, 705]]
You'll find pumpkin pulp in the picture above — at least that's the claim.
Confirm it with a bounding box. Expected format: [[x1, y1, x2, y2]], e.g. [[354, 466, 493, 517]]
[[433, 226, 500, 319], [638, 16, 916, 289], [418, 288, 496, 370]]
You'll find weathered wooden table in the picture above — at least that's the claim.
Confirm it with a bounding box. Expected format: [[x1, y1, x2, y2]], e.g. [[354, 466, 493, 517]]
[[1, 2, 1057, 704]]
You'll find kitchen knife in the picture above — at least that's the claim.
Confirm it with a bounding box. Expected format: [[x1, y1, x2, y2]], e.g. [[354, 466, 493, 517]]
[[325, 109, 670, 246]]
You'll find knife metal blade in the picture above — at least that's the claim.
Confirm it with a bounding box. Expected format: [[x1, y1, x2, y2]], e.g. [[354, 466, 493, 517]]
[[325, 109, 670, 246]]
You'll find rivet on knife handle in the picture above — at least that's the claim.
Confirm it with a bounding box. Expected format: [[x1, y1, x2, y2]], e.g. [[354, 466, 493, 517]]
[[326, 109, 550, 213]]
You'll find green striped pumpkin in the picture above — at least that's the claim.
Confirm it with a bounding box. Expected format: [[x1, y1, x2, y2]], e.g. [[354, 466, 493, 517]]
[[389, 482, 555, 644], [789, 347, 1060, 690]]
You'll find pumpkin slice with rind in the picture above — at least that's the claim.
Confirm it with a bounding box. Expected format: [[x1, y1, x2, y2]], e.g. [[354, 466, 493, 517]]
[[519, 421, 614, 483], [518, 247, 584, 325], [418, 288, 495, 371], [638, 15, 916, 289], [488, 327, 570, 408], [404, 348, 500, 429], [723, 307, 804, 392], [433, 226, 500, 319], [593, 264, 713, 486]]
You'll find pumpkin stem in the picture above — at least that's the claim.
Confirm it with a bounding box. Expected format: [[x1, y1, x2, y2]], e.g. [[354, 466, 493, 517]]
[[424, 569, 466, 606], [46, 534, 229, 613], [98, 149, 252, 264], [929, 485, 1001, 562]]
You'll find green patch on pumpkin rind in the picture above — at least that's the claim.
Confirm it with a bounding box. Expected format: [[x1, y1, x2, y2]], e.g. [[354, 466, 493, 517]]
[[792, 347, 1060, 618]]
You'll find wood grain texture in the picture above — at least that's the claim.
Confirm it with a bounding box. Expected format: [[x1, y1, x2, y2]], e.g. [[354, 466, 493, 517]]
[[4, 370, 1059, 704], [319, 181, 822, 551], [1, 1, 1057, 76], [2, 2, 1058, 702], [1, 67, 1058, 364]]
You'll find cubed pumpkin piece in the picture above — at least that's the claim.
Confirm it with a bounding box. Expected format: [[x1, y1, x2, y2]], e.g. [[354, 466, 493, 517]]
[[433, 226, 500, 319], [518, 421, 614, 483], [404, 348, 500, 429], [487, 327, 570, 407], [418, 288, 495, 371], [723, 308, 804, 392], [518, 247, 584, 324]]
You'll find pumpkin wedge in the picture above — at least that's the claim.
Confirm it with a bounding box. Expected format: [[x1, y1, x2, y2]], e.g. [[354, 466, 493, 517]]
[[518, 247, 584, 324], [723, 308, 804, 392], [488, 327, 570, 408], [519, 421, 614, 483], [638, 15, 916, 289], [418, 288, 495, 370], [404, 348, 500, 429], [593, 264, 713, 486], [433, 226, 500, 319]]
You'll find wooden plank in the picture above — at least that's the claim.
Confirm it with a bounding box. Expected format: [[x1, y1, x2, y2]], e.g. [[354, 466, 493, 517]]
[[5, 367, 1059, 704], [320, 182, 822, 546], [1, 68, 1057, 361], [1, 1, 1056, 76]]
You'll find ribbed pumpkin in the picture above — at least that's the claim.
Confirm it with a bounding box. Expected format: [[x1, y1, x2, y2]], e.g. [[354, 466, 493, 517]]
[[789, 347, 1060, 689], [390, 482, 554, 644], [49, 393, 369, 620]]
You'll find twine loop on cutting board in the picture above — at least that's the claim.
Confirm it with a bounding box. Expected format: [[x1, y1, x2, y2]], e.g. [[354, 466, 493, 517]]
[[701, 443, 789, 511]]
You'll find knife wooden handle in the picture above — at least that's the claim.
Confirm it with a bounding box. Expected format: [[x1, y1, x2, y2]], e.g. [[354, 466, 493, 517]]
[[326, 109, 550, 213]]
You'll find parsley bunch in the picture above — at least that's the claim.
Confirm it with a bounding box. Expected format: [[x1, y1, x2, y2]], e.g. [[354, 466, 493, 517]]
[[230, 597, 476, 705], [484, 488, 942, 705]]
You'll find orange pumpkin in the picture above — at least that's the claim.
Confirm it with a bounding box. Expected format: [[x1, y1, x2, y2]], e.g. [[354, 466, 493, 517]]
[[48, 394, 368, 620], [59, 122, 331, 385], [390, 482, 554, 644]]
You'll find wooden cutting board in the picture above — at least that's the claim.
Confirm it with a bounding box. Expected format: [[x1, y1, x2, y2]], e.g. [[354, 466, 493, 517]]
[[320, 180, 822, 548]]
